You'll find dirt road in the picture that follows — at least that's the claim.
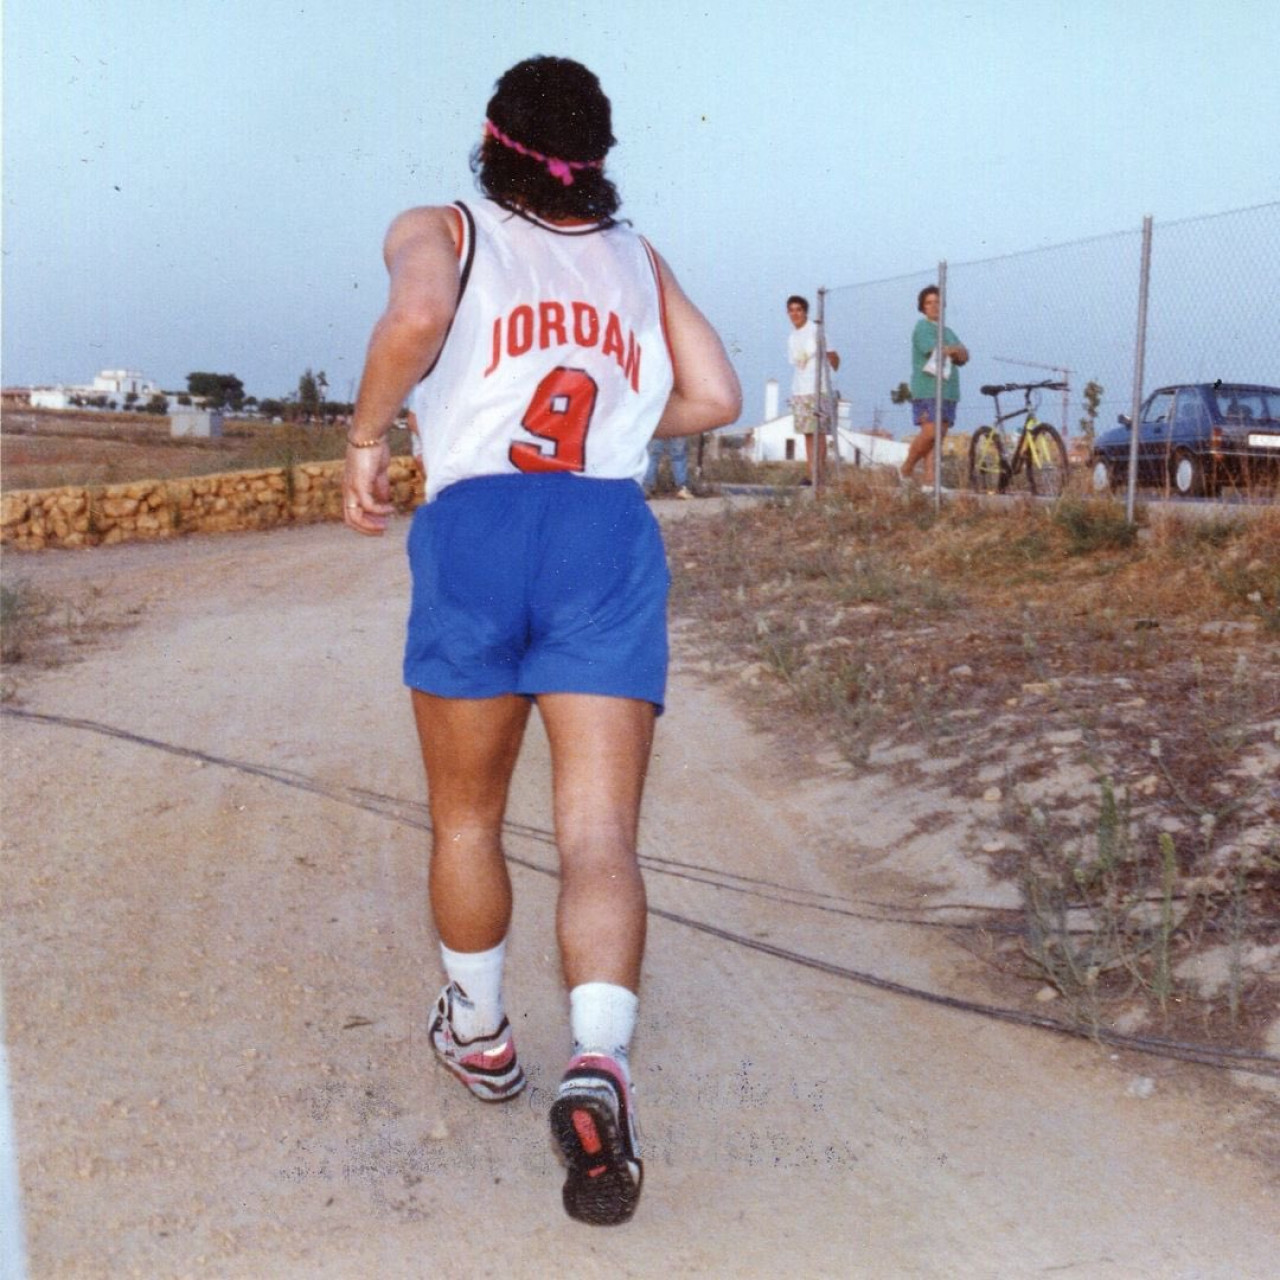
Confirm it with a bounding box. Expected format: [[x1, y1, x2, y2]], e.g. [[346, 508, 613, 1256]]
[[2, 511, 1277, 1278]]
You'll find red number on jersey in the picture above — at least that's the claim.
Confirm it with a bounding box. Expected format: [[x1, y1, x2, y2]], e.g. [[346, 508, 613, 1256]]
[[509, 367, 599, 473]]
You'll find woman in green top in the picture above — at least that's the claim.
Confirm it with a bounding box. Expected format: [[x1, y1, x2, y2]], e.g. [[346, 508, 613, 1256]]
[[902, 284, 968, 481]]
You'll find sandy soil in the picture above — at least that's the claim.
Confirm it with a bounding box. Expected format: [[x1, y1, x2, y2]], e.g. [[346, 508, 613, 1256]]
[[1, 506, 1278, 1279]]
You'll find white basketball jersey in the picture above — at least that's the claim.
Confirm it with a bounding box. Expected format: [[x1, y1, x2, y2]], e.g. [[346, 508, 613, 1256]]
[[410, 198, 674, 501]]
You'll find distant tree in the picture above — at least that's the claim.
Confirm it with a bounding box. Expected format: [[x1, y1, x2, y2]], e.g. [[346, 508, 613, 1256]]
[[177, 394, 192, 407], [258, 398, 286, 419], [890, 382, 912, 405], [186, 372, 245, 410], [296, 368, 322, 421], [124, 391, 139, 409], [316, 371, 329, 421], [145, 393, 168, 415], [1078, 379, 1104, 446]]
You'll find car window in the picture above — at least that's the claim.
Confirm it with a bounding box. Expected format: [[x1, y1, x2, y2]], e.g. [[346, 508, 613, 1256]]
[[1143, 391, 1175, 425], [1174, 391, 1206, 427], [1216, 390, 1274, 422]]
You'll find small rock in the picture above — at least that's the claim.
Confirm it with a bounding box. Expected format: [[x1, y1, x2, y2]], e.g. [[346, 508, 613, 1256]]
[[1034, 986, 1059, 1004], [982, 787, 1002, 804], [1126, 1076, 1156, 1099]]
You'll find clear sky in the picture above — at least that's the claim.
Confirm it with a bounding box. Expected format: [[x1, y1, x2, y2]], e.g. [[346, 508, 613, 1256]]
[[4, 0, 1278, 430]]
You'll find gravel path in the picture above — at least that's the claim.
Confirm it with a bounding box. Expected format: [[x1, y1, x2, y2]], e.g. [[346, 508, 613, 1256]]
[[1, 512, 1277, 1278]]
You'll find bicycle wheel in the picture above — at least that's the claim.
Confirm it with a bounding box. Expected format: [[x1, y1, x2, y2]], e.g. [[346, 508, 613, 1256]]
[[969, 426, 1007, 493], [1026, 424, 1068, 497]]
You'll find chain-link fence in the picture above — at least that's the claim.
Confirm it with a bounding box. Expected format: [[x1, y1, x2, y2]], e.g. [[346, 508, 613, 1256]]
[[818, 202, 1280, 507]]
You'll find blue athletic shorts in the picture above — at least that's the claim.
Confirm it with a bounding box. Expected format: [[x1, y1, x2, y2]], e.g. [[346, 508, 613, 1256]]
[[912, 398, 957, 426], [404, 473, 670, 711]]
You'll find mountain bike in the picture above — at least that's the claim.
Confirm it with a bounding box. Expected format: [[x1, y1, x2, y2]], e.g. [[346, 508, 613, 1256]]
[[969, 380, 1070, 496]]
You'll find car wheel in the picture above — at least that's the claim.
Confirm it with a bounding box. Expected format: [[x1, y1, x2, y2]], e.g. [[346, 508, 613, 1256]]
[[1091, 458, 1119, 495], [1171, 448, 1205, 497]]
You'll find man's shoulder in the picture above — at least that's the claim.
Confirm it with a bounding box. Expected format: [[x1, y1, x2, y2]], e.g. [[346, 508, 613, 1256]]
[[389, 203, 460, 233], [384, 204, 466, 259]]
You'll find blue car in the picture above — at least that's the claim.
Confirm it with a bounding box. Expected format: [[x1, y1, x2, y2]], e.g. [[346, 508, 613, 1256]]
[[1090, 383, 1280, 497]]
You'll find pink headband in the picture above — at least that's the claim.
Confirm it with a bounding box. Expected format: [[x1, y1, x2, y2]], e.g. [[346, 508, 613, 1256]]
[[483, 119, 604, 187]]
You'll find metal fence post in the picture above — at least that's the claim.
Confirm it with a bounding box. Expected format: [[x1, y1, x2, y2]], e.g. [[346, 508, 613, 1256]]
[[1125, 217, 1153, 525], [934, 261, 947, 509], [813, 287, 828, 491]]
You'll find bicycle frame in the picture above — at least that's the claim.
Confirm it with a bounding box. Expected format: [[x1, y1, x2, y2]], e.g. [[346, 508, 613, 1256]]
[[987, 389, 1036, 464], [985, 382, 1064, 478]]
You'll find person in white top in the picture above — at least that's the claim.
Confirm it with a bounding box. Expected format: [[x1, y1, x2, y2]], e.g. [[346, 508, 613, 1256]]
[[342, 56, 740, 1227], [786, 294, 840, 480]]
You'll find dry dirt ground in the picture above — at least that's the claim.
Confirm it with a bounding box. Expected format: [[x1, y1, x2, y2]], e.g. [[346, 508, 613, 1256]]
[[1, 504, 1278, 1279]]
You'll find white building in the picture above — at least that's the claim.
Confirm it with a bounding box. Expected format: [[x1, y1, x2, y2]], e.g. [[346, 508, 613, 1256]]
[[28, 369, 159, 410], [29, 387, 74, 410], [745, 379, 908, 469], [91, 369, 158, 399]]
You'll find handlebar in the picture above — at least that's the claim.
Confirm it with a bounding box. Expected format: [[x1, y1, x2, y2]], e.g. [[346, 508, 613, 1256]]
[[980, 379, 1067, 397]]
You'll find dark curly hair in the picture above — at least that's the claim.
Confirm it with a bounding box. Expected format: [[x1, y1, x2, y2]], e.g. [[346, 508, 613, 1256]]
[[472, 56, 621, 224]]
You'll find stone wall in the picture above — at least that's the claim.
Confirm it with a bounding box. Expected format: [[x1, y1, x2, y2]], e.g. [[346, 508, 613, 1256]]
[[1, 457, 423, 551]]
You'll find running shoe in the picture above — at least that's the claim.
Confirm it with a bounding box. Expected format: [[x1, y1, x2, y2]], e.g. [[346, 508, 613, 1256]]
[[550, 1054, 643, 1226], [428, 984, 525, 1102]]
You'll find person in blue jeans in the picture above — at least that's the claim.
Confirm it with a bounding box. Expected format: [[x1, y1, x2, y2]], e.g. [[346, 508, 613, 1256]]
[[644, 435, 692, 498]]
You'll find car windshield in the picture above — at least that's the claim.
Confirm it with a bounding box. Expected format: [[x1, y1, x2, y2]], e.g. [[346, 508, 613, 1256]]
[[1215, 389, 1277, 423]]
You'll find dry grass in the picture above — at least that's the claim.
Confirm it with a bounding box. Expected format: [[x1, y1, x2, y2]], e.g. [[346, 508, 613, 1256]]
[[0, 577, 138, 702], [665, 470, 1280, 1050]]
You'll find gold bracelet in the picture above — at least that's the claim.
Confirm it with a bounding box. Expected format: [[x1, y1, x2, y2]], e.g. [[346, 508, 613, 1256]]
[[346, 433, 385, 449]]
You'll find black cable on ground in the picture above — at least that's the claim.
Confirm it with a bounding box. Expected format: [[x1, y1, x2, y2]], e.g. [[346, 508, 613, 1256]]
[[5, 706, 1277, 1079]]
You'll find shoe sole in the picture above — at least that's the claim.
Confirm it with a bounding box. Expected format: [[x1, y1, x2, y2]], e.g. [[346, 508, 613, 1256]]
[[550, 1088, 642, 1225]]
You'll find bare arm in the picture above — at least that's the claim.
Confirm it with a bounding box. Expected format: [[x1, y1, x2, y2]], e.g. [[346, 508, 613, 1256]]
[[343, 206, 461, 535], [651, 252, 742, 439]]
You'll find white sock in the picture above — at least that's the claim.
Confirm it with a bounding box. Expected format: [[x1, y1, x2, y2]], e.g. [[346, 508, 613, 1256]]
[[570, 982, 638, 1078], [440, 940, 507, 1039]]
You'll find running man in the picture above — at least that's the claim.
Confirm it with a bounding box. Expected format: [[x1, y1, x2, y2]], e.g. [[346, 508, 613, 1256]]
[[342, 56, 741, 1226]]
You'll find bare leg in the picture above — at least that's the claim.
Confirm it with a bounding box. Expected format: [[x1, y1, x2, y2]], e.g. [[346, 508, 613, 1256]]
[[411, 690, 532, 952], [538, 694, 655, 993], [901, 416, 937, 478]]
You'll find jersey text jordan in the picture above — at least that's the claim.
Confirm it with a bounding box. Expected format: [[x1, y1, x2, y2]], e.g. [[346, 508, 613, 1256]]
[[483, 301, 643, 392]]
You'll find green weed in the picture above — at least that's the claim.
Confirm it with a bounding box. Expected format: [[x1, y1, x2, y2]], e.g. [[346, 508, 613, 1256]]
[[1017, 780, 1189, 1025], [1051, 499, 1139, 554]]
